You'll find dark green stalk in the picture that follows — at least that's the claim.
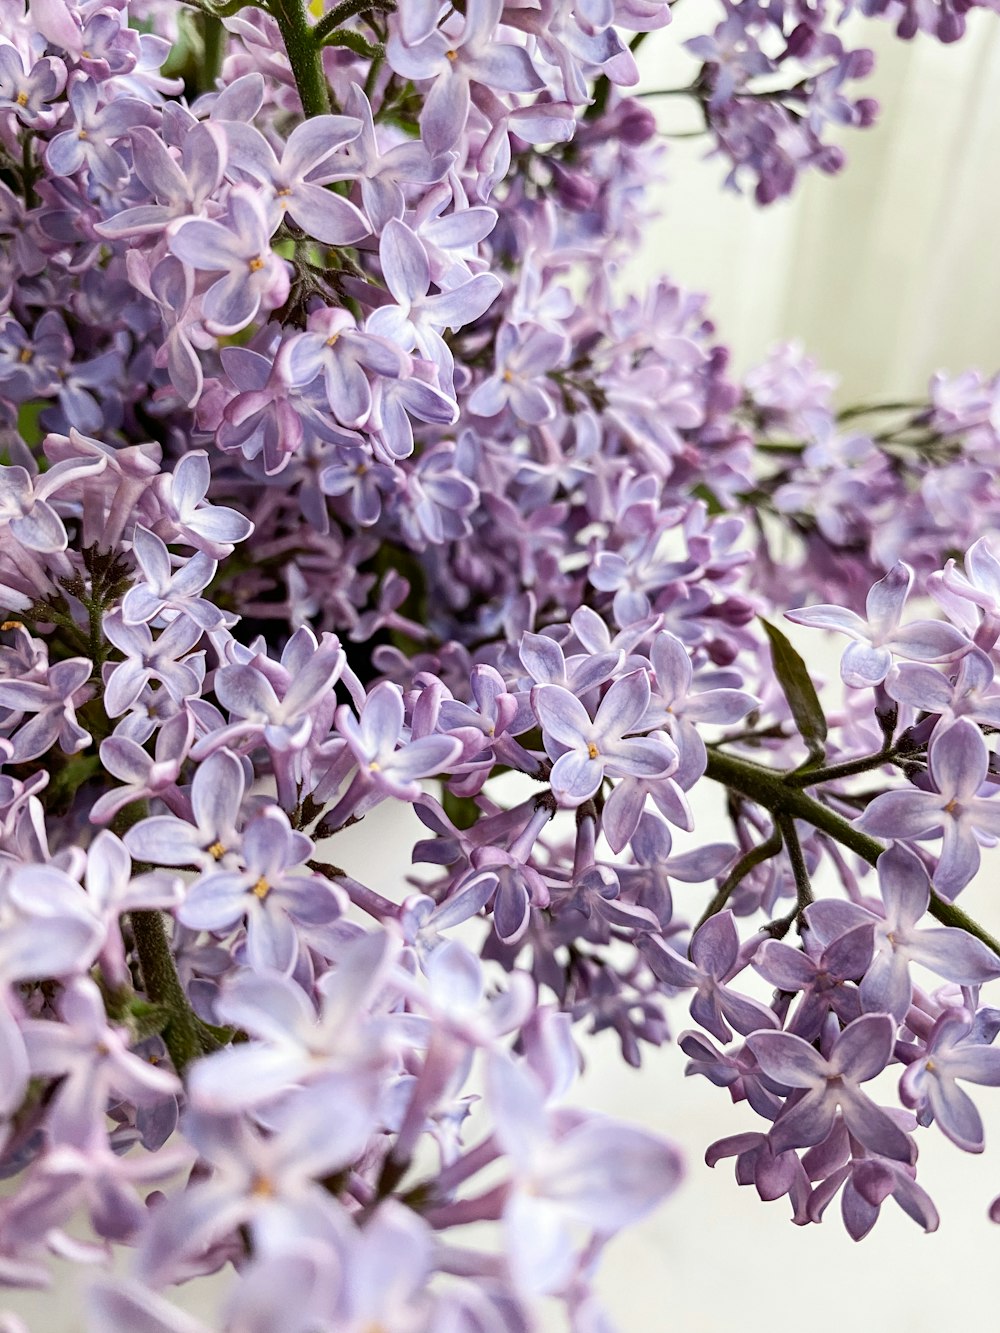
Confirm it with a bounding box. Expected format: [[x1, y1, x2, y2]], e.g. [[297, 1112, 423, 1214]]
[[695, 826, 783, 930], [774, 813, 814, 915], [784, 747, 898, 788], [199, 12, 226, 91], [129, 909, 206, 1075], [704, 747, 1000, 957], [113, 802, 218, 1075], [836, 399, 925, 422], [266, 0, 330, 116]]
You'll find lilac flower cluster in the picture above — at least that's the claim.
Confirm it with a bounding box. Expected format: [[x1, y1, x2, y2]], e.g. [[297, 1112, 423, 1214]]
[[736, 345, 1000, 611], [2, 0, 1000, 1325]]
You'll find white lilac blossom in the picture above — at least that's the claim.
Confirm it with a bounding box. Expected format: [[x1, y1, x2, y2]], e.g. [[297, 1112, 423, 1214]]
[[3, 0, 1000, 1327]]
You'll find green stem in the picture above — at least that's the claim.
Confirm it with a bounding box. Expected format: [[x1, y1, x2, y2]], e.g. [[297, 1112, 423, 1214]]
[[129, 909, 206, 1075], [703, 748, 1000, 957], [696, 826, 783, 930], [784, 748, 898, 789], [775, 813, 814, 915], [199, 12, 226, 92], [836, 399, 925, 422], [114, 802, 217, 1075], [634, 85, 699, 99], [267, 0, 330, 116]]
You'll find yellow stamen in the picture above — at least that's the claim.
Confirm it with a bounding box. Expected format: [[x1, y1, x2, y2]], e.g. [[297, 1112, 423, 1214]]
[[207, 841, 226, 860], [587, 742, 599, 760], [248, 255, 265, 272], [15, 91, 28, 107], [252, 876, 270, 899]]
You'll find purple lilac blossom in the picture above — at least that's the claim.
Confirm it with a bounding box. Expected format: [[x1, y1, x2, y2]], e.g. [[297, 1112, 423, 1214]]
[[3, 0, 1000, 1320]]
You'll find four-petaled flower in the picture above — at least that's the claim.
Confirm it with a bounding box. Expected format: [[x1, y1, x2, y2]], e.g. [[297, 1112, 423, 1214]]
[[532, 671, 678, 806]]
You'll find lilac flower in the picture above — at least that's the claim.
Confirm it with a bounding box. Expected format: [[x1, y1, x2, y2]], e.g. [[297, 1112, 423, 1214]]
[[168, 185, 290, 335], [122, 526, 231, 631], [640, 630, 757, 783], [82, 831, 184, 986], [335, 680, 463, 807], [22, 978, 180, 1147], [467, 321, 567, 424], [0, 47, 65, 127], [705, 1131, 810, 1219], [387, 0, 545, 154], [856, 718, 1000, 898], [531, 671, 678, 806], [95, 122, 227, 239], [936, 535, 1000, 647], [860, 844, 1000, 1019], [899, 1009, 1000, 1152], [320, 444, 397, 528], [224, 115, 369, 244], [754, 921, 874, 1040], [886, 646, 1000, 732], [90, 711, 195, 825], [102, 611, 204, 718], [136, 1080, 378, 1286], [398, 442, 480, 547], [157, 451, 255, 551], [366, 219, 502, 389], [804, 1126, 939, 1240], [485, 1050, 682, 1295], [787, 562, 969, 688], [748, 1015, 913, 1161], [640, 910, 777, 1043], [46, 80, 156, 187], [0, 655, 92, 761], [329, 83, 452, 232], [207, 630, 345, 765], [285, 307, 404, 431], [0, 455, 107, 553], [178, 807, 341, 973], [124, 748, 247, 870], [187, 932, 395, 1112]]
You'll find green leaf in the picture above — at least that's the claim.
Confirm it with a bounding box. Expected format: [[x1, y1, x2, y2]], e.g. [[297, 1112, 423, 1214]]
[[318, 28, 381, 57], [442, 786, 480, 831], [759, 617, 827, 763]]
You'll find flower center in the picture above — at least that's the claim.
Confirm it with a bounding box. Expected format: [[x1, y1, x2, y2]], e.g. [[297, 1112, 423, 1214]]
[[15, 91, 28, 107], [207, 840, 226, 860], [587, 742, 599, 760], [252, 876, 271, 899], [248, 255, 265, 272]]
